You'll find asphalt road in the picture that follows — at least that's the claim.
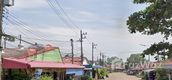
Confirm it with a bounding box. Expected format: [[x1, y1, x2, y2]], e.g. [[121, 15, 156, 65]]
[[106, 72, 141, 80]]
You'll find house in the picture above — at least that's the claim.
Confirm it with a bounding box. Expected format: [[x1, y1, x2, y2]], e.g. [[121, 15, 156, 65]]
[[63, 55, 90, 65], [2, 44, 85, 80]]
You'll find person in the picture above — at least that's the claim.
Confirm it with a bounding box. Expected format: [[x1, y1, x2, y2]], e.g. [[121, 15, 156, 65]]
[[149, 71, 155, 80]]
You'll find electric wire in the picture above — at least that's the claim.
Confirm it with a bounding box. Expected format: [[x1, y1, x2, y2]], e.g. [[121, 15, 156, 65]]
[[46, 0, 78, 35], [50, 0, 94, 46], [53, 0, 81, 30]]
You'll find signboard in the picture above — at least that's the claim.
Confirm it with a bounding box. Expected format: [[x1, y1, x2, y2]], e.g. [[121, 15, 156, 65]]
[[4, 35, 15, 42]]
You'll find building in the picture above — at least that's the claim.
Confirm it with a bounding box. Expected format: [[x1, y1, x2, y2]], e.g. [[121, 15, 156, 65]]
[[63, 56, 90, 65], [2, 44, 84, 80]]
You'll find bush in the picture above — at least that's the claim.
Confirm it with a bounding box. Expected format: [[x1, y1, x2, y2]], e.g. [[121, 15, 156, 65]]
[[156, 68, 168, 80], [81, 75, 93, 80], [11, 70, 31, 80], [97, 68, 109, 78], [40, 74, 53, 80]]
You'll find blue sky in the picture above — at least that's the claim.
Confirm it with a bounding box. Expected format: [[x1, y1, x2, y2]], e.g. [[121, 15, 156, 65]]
[[4, 0, 168, 61]]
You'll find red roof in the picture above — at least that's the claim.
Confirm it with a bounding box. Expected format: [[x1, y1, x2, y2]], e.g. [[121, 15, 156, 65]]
[[2, 58, 29, 69], [2, 58, 84, 69], [163, 60, 172, 64], [63, 57, 81, 65]]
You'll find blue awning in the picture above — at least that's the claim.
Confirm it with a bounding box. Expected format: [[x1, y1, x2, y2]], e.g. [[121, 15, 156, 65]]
[[66, 69, 84, 76]]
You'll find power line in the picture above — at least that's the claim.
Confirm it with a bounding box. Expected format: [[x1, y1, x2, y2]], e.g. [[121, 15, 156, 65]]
[[22, 36, 70, 42], [5, 12, 76, 45], [4, 9, 74, 38], [5, 17, 30, 36], [4, 15, 53, 45], [46, 0, 79, 35], [53, 0, 81, 30], [51, 0, 95, 46], [6, 15, 47, 39]]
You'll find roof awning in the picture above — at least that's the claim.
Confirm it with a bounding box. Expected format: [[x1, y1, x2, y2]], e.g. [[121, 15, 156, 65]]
[[2, 58, 85, 69], [2, 58, 29, 69], [29, 61, 84, 69]]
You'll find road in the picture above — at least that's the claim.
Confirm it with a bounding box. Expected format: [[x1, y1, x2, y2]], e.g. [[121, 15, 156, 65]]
[[106, 72, 141, 80]]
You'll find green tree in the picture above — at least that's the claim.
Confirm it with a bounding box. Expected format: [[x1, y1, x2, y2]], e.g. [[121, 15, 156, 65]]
[[127, 0, 172, 59], [126, 54, 145, 69], [142, 41, 172, 60], [107, 56, 123, 65], [156, 68, 168, 80], [127, 54, 145, 64]]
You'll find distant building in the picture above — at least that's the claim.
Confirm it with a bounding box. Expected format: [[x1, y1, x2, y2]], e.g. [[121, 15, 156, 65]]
[[63, 56, 90, 65]]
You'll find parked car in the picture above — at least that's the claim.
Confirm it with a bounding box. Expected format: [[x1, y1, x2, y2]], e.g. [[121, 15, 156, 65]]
[[127, 70, 134, 75]]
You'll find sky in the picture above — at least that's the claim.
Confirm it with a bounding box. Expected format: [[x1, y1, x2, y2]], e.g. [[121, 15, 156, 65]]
[[3, 0, 170, 61]]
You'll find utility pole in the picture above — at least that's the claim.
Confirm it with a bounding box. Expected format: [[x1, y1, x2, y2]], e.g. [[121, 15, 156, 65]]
[[0, 0, 4, 50], [97, 56, 99, 65], [18, 35, 23, 49], [102, 54, 105, 67], [0, 0, 4, 80], [70, 39, 74, 64], [3, 37, 6, 49], [100, 52, 102, 66], [19, 35, 21, 45], [80, 30, 87, 65], [92, 42, 96, 65], [0, 1, 14, 80], [91, 42, 96, 78]]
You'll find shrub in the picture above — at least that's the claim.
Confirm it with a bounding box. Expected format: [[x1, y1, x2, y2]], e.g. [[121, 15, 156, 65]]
[[11, 70, 31, 80], [81, 75, 93, 80], [40, 74, 53, 80], [156, 68, 168, 80], [97, 68, 109, 78]]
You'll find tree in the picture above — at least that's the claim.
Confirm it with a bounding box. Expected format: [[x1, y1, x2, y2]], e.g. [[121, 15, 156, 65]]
[[127, 0, 172, 59], [106, 56, 123, 65], [126, 54, 146, 69], [142, 41, 172, 60]]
